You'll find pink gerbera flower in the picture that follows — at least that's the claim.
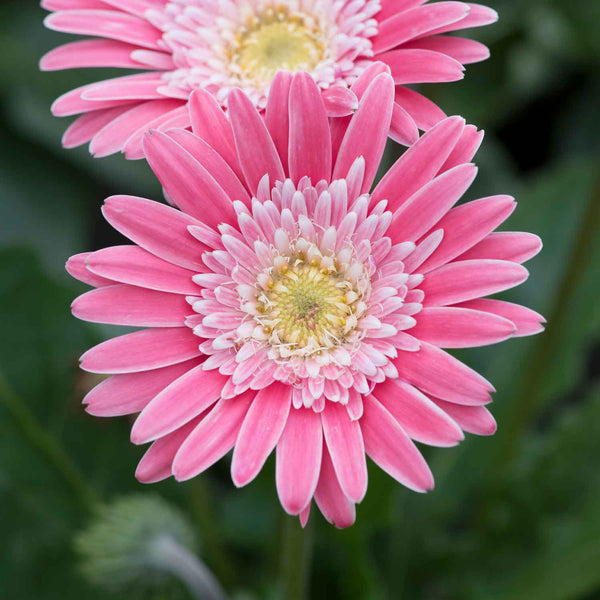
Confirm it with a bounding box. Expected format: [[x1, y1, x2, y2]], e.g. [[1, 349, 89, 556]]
[[42, 0, 497, 157], [68, 70, 543, 528]]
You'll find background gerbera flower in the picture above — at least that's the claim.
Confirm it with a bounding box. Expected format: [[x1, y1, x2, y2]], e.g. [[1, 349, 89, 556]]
[[41, 0, 497, 157], [67, 70, 543, 528]]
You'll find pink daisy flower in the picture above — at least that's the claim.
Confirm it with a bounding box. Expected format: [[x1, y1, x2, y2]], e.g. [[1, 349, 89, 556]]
[[68, 70, 543, 528], [42, 0, 497, 158]]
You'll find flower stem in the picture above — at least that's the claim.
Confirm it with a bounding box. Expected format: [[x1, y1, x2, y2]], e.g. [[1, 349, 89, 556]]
[[0, 373, 100, 514], [280, 515, 312, 600]]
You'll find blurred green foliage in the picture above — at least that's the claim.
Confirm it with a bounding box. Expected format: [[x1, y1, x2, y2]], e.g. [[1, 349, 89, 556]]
[[1, 1, 600, 599]]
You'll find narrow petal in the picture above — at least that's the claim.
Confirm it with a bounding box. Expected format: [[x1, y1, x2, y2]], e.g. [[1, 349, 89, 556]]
[[390, 102, 419, 146], [131, 364, 227, 444], [102, 195, 205, 271], [421, 259, 529, 306], [361, 395, 434, 492], [66, 252, 114, 287], [80, 328, 201, 374], [173, 392, 256, 481], [393, 86, 447, 130], [86, 245, 198, 294], [231, 383, 292, 487], [379, 49, 465, 84], [276, 408, 323, 515], [393, 341, 494, 405], [440, 124, 484, 172], [374, 380, 463, 446], [431, 398, 497, 436], [410, 307, 516, 347], [321, 402, 367, 503], [333, 73, 394, 193], [61, 106, 132, 148], [457, 232, 543, 264], [288, 73, 332, 184], [314, 441, 356, 529], [265, 70, 292, 172], [228, 88, 285, 194], [401, 36, 490, 65], [84, 359, 201, 417]]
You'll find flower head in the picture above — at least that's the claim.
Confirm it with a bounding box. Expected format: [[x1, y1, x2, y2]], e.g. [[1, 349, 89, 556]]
[[69, 70, 543, 528], [42, 0, 497, 157]]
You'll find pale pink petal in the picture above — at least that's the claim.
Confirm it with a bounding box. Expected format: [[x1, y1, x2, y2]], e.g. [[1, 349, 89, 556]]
[[131, 364, 227, 444], [62, 106, 132, 148], [231, 383, 292, 487], [322, 86, 358, 117], [378, 0, 427, 21], [457, 232, 543, 264], [321, 402, 367, 503], [276, 407, 323, 514], [66, 252, 114, 287], [80, 327, 201, 374], [173, 392, 256, 481], [361, 395, 434, 492], [379, 49, 465, 84], [421, 259, 529, 306]]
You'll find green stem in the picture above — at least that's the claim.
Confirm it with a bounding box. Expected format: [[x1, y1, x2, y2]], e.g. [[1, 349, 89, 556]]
[[280, 515, 312, 600], [0, 373, 100, 514], [489, 158, 600, 479]]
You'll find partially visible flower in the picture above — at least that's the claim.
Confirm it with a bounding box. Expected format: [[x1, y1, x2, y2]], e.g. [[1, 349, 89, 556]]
[[42, 0, 497, 157], [68, 71, 543, 528]]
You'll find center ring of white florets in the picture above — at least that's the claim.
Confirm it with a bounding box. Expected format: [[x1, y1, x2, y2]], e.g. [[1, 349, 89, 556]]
[[240, 236, 371, 363]]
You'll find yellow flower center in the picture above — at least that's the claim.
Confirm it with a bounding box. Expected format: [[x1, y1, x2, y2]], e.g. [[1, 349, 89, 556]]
[[257, 260, 360, 355], [228, 6, 325, 86]]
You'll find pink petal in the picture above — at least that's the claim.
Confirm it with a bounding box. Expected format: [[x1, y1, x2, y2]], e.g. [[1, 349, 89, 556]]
[[72, 284, 190, 327], [173, 392, 256, 481], [188, 89, 242, 179], [361, 395, 434, 492], [378, 0, 427, 21], [265, 70, 292, 172], [101, 0, 163, 18], [165, 129, 251, 207], [389, 163, 478, 242], [80, 327, 201, 374], [393, 341, 494, 405], [333, 73, 395, 193], [131, 364, 227, 444], [379, 49, 465, 84], [374, 380, 463, 446], [372, 116, 465, 210], [440, 124, 484, 172], [373, 2, 470, 54], [321, 402, 367, 503], [421, 259, 529, 306], [90, 99, 181, 157], [401, 35, 490, 65], [228, 88, 285, 194], [86, 245, 198, 294], [231, 383, 292, 487], [428, 3, 498, 35], [457, 232, 543, 264], [288, 73, 332, 185], [419, 195, 516, 273], [84, 358, 201, 417], [66, 252, 114, 287], [143, 130, 236, 226], [62, 106, 132, 148], [276, 407, 323, 515], [410, 306, 516, 347], [455, 299, 545, 337], [393, 86, 447, 131], [322, 86, 358, 117], [314, 441, 356, 529], [136, 416, 202, 484], [102, 195, 205, 271], [431, 398, 497, 436], [42, 1, 108, 8], [44, 10, 162, 50], [390, 102, 420, 146]]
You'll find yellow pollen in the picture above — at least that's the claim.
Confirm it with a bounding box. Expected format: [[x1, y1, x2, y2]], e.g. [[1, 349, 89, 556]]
[[228, 7, 325, 85], [257, 261, 359, 352]]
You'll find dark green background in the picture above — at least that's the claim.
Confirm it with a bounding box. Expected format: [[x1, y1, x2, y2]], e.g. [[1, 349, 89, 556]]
[[1, 1, 600, 598]]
